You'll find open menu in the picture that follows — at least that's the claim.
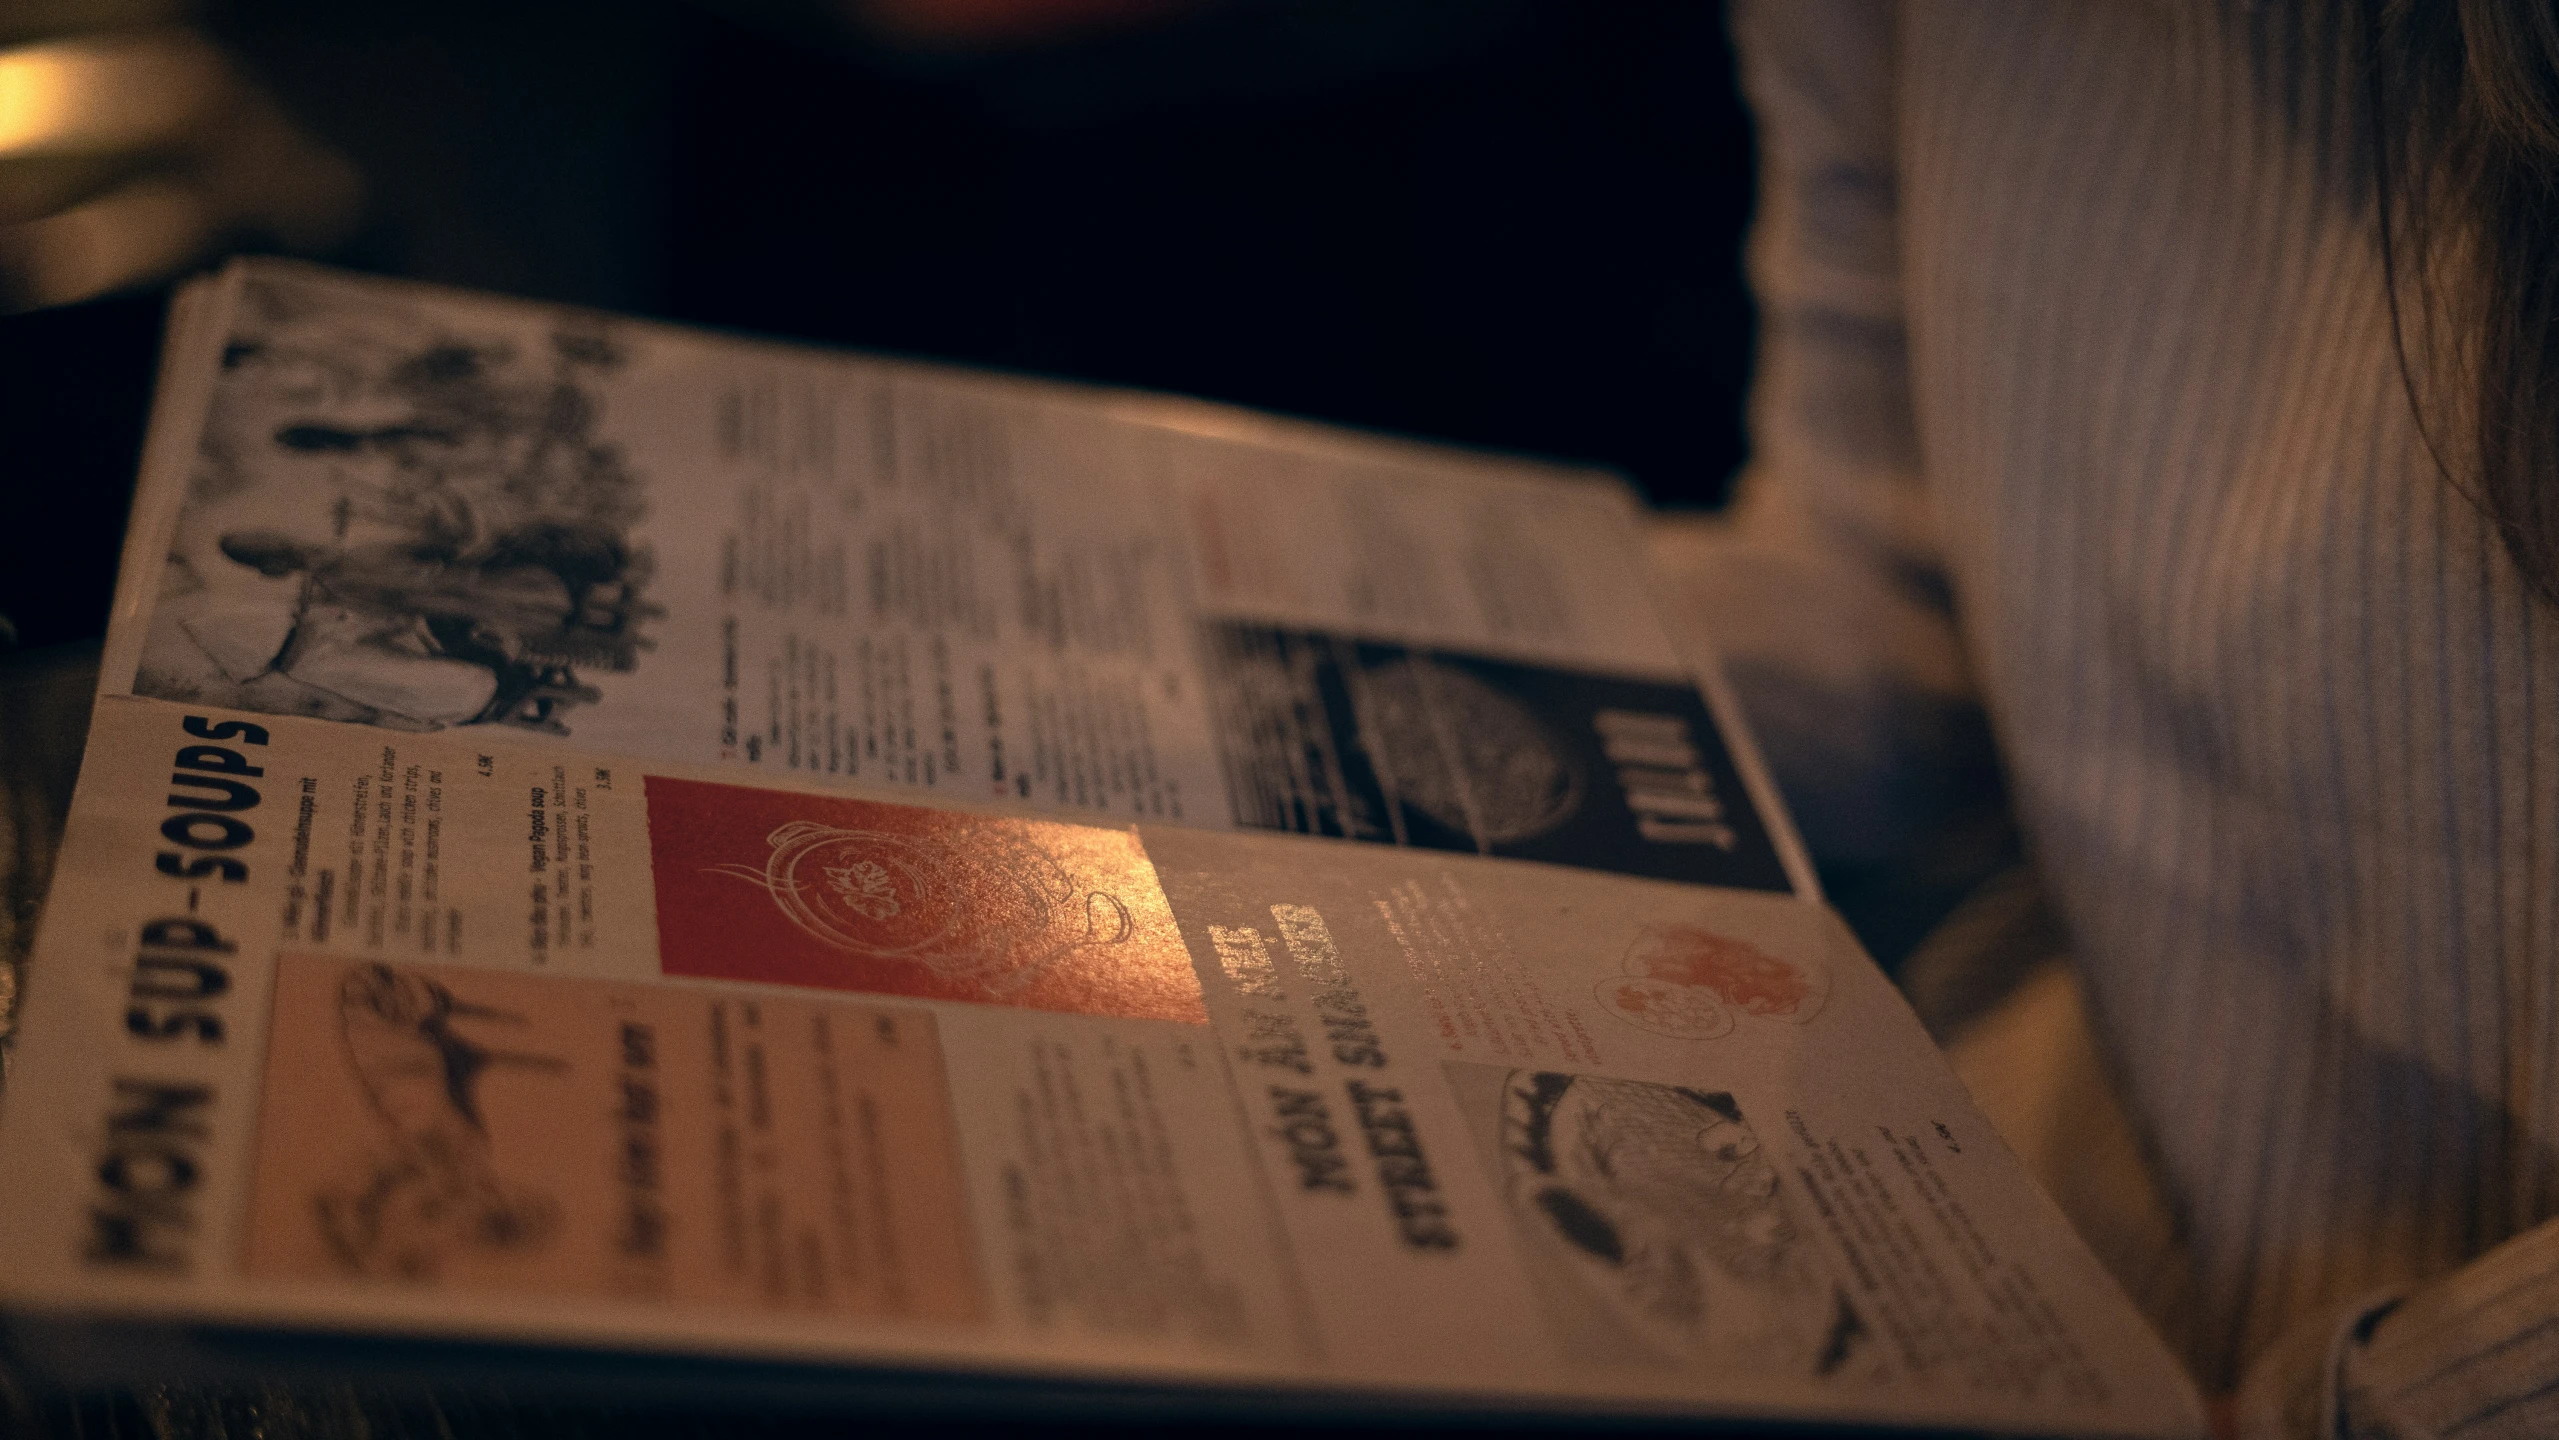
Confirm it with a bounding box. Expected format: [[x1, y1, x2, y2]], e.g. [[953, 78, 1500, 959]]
[[0, 261, 2205, 1436]]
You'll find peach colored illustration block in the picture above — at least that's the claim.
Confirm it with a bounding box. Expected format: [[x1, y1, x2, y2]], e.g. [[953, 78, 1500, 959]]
[[244, 954, 981, 1324]]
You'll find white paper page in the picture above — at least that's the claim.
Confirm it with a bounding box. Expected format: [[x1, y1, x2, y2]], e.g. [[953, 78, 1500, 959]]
[[0, 695, 2201, 1438], [100, 260, 1810, 897]]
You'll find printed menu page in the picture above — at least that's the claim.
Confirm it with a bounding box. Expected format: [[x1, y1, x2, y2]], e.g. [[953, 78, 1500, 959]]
[[0, 695, 2204, 1437], [6, 258, 2205, 1435], [99, 260, 1799, 896]]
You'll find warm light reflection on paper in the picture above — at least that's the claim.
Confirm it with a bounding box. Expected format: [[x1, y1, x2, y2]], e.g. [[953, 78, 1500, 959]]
[[1098, 393, 1290, 444], [645, 776, 1209, 1025]]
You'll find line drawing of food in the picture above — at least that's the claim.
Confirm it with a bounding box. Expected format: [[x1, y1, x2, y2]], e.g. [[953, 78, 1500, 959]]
[[312, 963, 568, 1280], [1595, 925, 1828, 1042], [1496, 1071, 1868, 1378], [709, 821, 1135, 995]]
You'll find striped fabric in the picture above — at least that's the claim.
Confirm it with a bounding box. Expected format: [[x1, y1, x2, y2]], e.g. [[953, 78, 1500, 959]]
[[1656, 3, 2559, 1433]]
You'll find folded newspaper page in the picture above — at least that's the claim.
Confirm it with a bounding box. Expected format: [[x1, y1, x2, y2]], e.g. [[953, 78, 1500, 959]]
[[0, 262, 2205, 1436]]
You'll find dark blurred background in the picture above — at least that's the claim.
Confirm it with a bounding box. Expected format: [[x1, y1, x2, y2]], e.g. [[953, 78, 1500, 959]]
[[0, 0, 1758, 656]]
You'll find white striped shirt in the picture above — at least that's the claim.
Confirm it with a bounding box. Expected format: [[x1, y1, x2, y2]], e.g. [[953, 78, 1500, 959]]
[[1655, 4, 2559, 1435]]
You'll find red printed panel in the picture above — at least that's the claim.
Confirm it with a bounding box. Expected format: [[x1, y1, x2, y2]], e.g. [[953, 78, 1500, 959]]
[[643, 776, 1206, 1024], [244, 954, 982, 1323]]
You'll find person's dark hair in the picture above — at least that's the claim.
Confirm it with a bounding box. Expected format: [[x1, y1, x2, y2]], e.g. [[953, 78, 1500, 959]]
[[2364, 0, 2559, 606]]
